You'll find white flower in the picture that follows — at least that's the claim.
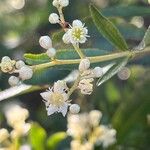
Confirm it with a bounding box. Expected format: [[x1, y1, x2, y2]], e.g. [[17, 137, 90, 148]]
[[49, 13, 60, 24], [69, 104, 80, 114], [5, 105, 29, 128], [19, 66, 33, 80], [63, 20, 89, 44], [0, 128, 9, 143], [53, 0, 69, 8], [78, 78, 94, 95], [11, 123, 31, 138], [39, 36, 52, 49], [0, 56, 15, 73], [8, 76, 20, 86], [40, 80, 70, 117], [46, 48, 56, 58], [99, 126, 116, 148], [89, 110, 102, 127], [15, 60, 25, 69], [93, 67, 103, 78], [79, 58, 90, 72]]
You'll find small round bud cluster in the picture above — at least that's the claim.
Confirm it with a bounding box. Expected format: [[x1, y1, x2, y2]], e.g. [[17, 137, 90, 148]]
[[0, 56, 16, 73], [69, 104, 80, 114], [4, 59, 33, 86], [79, 58, 90, 72], [53, 0, 69, 8], [39, 36, 56, 58], [19, 66, 33, 81], [49, 13, 60, 24]]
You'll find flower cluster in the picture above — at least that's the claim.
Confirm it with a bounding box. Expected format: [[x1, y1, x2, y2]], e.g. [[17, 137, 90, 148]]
[[0, 57, 33, 86], [40, 58, 103, 116], [67, 110, 116, 150], [0, 105, 31, 149], [40, 0, 104, 116]]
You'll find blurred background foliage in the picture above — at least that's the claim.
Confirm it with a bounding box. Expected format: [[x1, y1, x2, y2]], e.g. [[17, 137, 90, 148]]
[[0, 0, 150, 150]]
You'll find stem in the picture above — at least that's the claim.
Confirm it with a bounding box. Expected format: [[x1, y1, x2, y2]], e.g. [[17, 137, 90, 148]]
[[32, 48, 150, 71], [58, 7, 65, 24], [68, 75, 81, 96], [73, 44, 85, 59]]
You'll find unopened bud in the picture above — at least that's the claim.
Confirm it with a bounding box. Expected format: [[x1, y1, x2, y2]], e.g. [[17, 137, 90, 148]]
[[16, 60, 25, 69], [79, 58, 90, 72], [69, 104, 80, 114], [19, 66, 33, 80], [93, 67, 103, 78], [39, 36, 52, 49], [0, 128, 9, 143], [46, 48, 56, 58], [49, 13, 59, 24], [8, 76, 20, 86]]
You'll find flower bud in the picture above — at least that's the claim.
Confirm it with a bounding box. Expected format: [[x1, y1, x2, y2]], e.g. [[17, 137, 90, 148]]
[[0, 128, 9, 143], [59, 0, 69, 7], [19, 66, 33, 80], [93, 67, 103, 78], [16, 60, 25, 69], [8, 76, 20, 86], [46, 48, 56, 58], [52, 0, 59, 7], [39, 36, 52, 49], [49, 13, 59, 24], [1, 56, 11, 62], [79, 58, 90, 72], [69, 104, 80, 114], [53, 0, 69, 8]]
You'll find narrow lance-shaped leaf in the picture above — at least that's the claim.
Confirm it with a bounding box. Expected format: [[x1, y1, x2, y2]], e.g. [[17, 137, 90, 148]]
[[0, 84, 43, 101], [96, 57, 129, 86], [90, 4, 128, 51], [135, 26, 150, 50]]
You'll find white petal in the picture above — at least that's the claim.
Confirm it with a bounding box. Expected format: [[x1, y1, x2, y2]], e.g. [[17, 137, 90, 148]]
[[83, 28, 88, 34], [54, 80, 68, 93], [59, 103, 69, 117], [72, 20, 83, 27], [47, 105, 58, 116], [79, 37, 87, 44], [40, 91, 51, 101]]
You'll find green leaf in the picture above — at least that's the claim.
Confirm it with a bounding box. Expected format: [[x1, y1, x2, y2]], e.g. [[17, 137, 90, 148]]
[[135, 26, 150, 50], [96, 57, 129, 86], [102, 6, 150, 18], [90, 5, 128, 51], [24, 49, 109, 65], [29, 123, 47, 150], [25, 69, 71, 85], [46, 132, 67, 150], [0, 84, 43, 101]]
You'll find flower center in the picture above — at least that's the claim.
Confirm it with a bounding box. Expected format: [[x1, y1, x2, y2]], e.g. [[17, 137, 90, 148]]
[[51, 92, 64, 107], [72, 28, 84, 40]]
